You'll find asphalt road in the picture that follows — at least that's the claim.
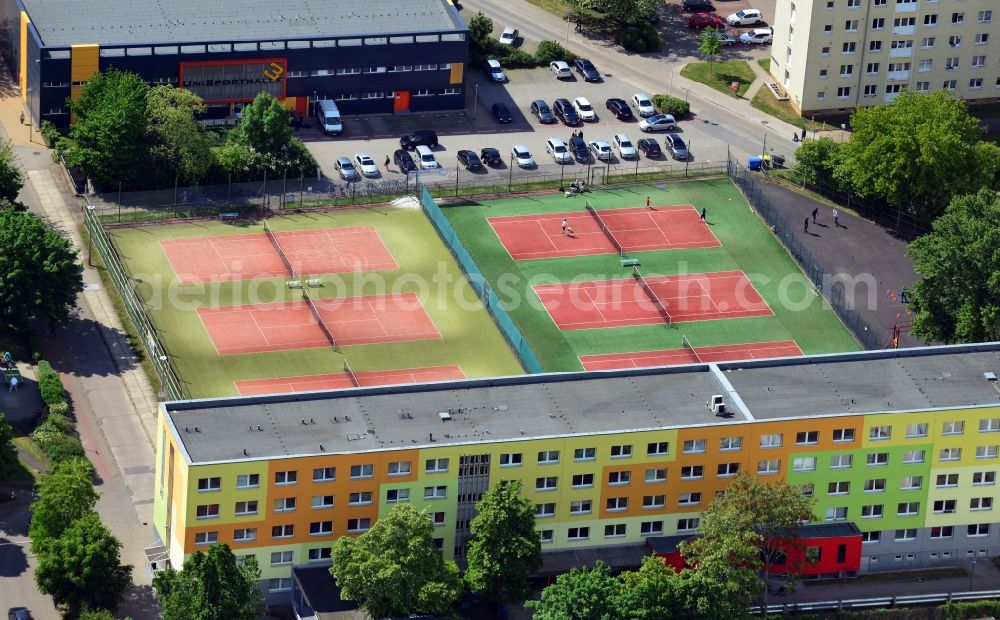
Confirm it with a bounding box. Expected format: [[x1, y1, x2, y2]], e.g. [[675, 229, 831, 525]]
[[0, 490, 60, 620]]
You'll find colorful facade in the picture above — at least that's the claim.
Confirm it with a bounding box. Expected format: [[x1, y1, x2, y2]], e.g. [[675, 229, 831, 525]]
[[151, 344, 1000, 604]]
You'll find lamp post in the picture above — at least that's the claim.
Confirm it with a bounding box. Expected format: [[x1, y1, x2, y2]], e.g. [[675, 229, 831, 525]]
[[668, 54, 679, 94], [508, 152, 514, 192], [970, 557, 977, 591], [472, 82, 479, 120]]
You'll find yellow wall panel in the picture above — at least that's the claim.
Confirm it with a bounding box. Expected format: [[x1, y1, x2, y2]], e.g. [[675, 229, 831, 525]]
[[19, 12, 29, 99], [70, 44, 100, 83], [449, 62, 464, 85]]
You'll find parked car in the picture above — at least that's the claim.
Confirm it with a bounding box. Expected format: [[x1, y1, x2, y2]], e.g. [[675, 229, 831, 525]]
[[499, 27, 518, 45], [399, 129, 438, 150], [573, 97, 597, 122], [589, 140, 612, 161], [354, 153, 379, 177], [605, 98, 633, 121], [688, 12, 726, 28], [740, 27, 774, 44], [574, 58, 602, 82], [480, 147, 503, 167], [393, 149, 416, 173], [457, 150, 483, 170], [8, 609, 33, 620], [568, 134, 590, 162], [531, 99, 557, 123], [492, 102, 512, 124], [546, 138, 573, 164], [637, 138, 662, 158], [549, 60, 572, 79], [511, 144, 536, 168], [484, 59, 506, 83], [639, 114, 677, 132], [719, 33, 739, 45], [554, 98, 581, 125], [613, 133, 638, 159], [666, 134, 689, 160], [335, 156, 358, 181], [726, 9, 764, 26], [415, 145, 439, 170], [631, 93, 656, 117], [682, 0, 714, 11]]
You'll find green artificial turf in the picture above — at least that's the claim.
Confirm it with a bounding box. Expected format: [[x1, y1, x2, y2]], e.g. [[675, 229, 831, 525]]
[[442, 178, 860, 372], [109, 206, 524, 398]]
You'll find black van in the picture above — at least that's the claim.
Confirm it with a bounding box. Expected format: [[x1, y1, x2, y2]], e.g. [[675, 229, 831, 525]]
[[400, 130, 439, 150], [568, 134, 590, 163]]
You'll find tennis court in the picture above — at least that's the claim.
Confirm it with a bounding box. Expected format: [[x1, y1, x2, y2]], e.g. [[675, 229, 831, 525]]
[[234, 365, 466, 395], [488, 205, 718, 260], [579, 340, 803, 370], [533, 270, 772, 330], [160, 226, 397, 284]]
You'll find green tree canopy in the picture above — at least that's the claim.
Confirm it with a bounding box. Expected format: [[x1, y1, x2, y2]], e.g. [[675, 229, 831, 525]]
[[29, 457, 98, 553], [0, 206, 84, 327], [0, 139, 25, 204], [34, 513, 132, 617], [467, 11, 494, 46], [792, 136, 845, 187], [464, 480, 542, 607], [219, 92, 316, 176], [907, 188, 1000, 343], [153, 543, 263, 620], [616, 556, 748, 620], [67, 68, 152, 190], [0, 412, 18, 480], [526, 561, 621, 620], [835, 90, 1000, 224], [331, 503, 462, 619], [147, 86, 217, 185], [576, 0, 659, 26], [698, 28, 723, 74]]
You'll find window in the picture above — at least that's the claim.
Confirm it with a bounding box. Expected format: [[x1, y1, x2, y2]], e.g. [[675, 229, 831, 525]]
[[867, 452, 889, 466], [611, 444, 633, 458], [196, 504, 219, 519], [388, 461, 411, 476], [847, 0, 860, 7], [760, 434, 783, 448], [936, 473, 959, 487], [794, 457, 817, 472], [350, 464, 373, 479], [348, 491, 373, 506], [903, 450, 925, 463], [678, 518, 700, 531], [197, 477, 221, 492], [430, 512, 446, 526], [424, 485, 447, 499], [828, 481, 850, 495], [683, 439, 707, 454], [948, 35, 962, 48], [924, 14, 937, 26], [568, 500, 591, 515], [976, 445, 998, 459], [943, 421, 965, 435], [271, 550, 294, 566], [312, 495, 334, 509], [801, 484, 814, 498], [538, 450, 560, 464], [838, 85, 852, 98], [845, 19, 859, 31], [820, 69, 829, 79], [233, 528, 256, 542], [571, 473, 594, 488], [922, 37, 935, 49], [870, 426, 892, 441], [535, 502, 556, 518], [825, 507, 848, 521], [870, 40, 883, 52], [915, 81, 930, 92], [717, 462, 740, 477], [274, 471, 297, 485], [308, 547, 332, 562], [234, 500, 257, 516], [824, 24, 833, 34], [864, 478, 886, 492], [968, 524, 990, 537], [862, 531, 881, 543], [897, 502, 920, 516], [866, 62, 880, 74], [758, 459, 781, 474], [574, 447, 597, 461], [609, 471, 631, 486], [272, 524, 294, 539], [647, 441, 670, 456], [310, 521, 333, 536], [833, 428, 855, 443], [347, 518, 371, 533], [872, 17, 885, 29], [567, 526, 590, 540], [720, 436, 743, 451], [975, 33, 989, 45], [906, 423, 928, 438], [980, 418, 1000, 433], [604, 524, 627, 538], [973, 471, 996, 485], [645, 468, 667, 483], [817, 91, 826, 101], [539, 529, 554, 544], [425, 458, 449, 473], [931, 526, 954, 539], [643, 495, 666, 509], [940, 447, 962, 461], [894, 528, 917, 542], [640, 521, 663, 536], [952, 12, 964, 25], [679, 492, 702, 506], [861, 504, 884, 518], [978, 10, 992, 23], [537, 476, 558, 491], [970, 497, 993, 511], [796, 431, 819, 446], [268, 578, 292, 593], [933, 499, 957, 514], [607, 497, 628, 512], [681, 465, 704, 480], [236, 474, 259, 489], [821, 46, 831, 56], [843, 42, 857, 54], [498, 453, 522, 467], [901, 475, 923, 490]]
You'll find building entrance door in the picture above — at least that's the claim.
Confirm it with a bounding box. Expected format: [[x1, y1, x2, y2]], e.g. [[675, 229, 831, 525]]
[[393, 91, 411, 113]]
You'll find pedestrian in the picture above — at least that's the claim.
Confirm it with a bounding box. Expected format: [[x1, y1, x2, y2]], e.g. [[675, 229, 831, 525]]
[[561, 219, 568, 235], [899, 288, 908, 304], [384, 155, 391, 170], [832, 208, 839, 227], [811, 208, 818, 223], [793, 133, 799, 142], [579, 130, 583, 140], [646, 196, 651, 209], [801, 127, 807, 141], [700, 207, 707, 221], [19, 110, 24, 125], [8, 376, 17, 393], [804, 217, 809, 233]]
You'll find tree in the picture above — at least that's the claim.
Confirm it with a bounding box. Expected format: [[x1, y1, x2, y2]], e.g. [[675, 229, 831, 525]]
[[66, 69, 152, 189], [464, 480, 542, 608], [468, 11, 494, 46], [576, 0, 659, 26], [615, 556, 748, 620], [153, 543, 263, 620], [230, 92, 292, 157], [526, 561, 621, 620], [0, 139, 25, 204], [834, 90, 1000, 224], [698, 28, 723, 75], [793, 137, 845, 187], [29, 458, 98, 553], [220, 92, 316, 177], [0, 412, 18, 480], [79, 610, 127, 620], [907, 188, 1000, 343], [679, 472, 815, 611], [0, 207, 84, 327], [331, 503, 462, 619], [35, 513, 132, 617], [147, 86, 216, 185]]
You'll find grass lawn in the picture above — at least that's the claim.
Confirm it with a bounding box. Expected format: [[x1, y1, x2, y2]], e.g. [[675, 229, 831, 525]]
[[751, 87, 826, 132], [109, 207, 523, 398], [757, 58, 770, 72], [680, 61, 756, 98], [442, 178, 859, 372]]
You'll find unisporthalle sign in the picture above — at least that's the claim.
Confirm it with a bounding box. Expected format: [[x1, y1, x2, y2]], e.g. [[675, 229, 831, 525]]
[[179, 59, 287, 103]]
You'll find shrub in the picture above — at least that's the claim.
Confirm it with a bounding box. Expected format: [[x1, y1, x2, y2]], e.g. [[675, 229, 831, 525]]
[[652, 94, 691, 118], [38, 413, 73, 435], [37, 361, 67, 407], [619, 23, 661, 53], [39, 120, 60, 149], [534, 40, 576, 65], [32, 427, 85, 463], [47, 401, 71, 419], [498, 47, 537, 69]]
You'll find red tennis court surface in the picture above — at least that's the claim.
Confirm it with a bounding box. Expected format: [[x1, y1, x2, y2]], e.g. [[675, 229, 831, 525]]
[[488, 206, 719, 260], [235, 365, 466, 395], [197, 292, 439, 355], [533, 270, 772, 330], [161, 227, 397, 284], [579, 340, 803, 371]]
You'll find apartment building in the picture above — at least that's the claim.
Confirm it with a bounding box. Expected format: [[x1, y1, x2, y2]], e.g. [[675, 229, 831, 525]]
[[151, 343, 1000, 609], [770, 0, 1000, 116]]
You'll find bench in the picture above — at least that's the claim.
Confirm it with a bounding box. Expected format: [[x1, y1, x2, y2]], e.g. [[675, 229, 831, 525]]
[[219, 212, 239, 221], [306, 278, 323, 288], [286, 280, 303, 289], [621, 257, 640, 267]]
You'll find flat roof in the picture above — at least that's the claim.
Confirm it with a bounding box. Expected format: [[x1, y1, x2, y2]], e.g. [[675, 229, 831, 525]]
[[24, 0, 465, 48], [164, 343, 1000, 465]]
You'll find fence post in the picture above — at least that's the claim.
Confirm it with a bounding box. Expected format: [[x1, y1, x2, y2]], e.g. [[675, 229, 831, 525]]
[[117, 182, 122, 223], [455, 164, 460, 197], [172, 177, 178, 218], [299, 173, 304, 207]]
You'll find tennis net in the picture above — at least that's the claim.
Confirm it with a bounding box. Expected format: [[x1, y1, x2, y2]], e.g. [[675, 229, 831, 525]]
[[343, 359, 361, 387], [682, 335, 703, 363], [584, 201, 624, 256], [263, 219, 297, 281], [632, 266, 673, 327], [301, 287, 341, 352]]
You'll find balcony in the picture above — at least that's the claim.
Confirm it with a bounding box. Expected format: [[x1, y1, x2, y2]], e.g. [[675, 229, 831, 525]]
[[895, 1, 917, 13], [887, 70, 910, 80], [890, 47, 913, 58], [893, 25, 915, 35]]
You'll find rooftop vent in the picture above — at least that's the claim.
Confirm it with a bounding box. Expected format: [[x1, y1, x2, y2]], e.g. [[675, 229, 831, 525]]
[[438, 411, 452, 421], [985, 372, 997, 383], [709, 395, 726, 416]]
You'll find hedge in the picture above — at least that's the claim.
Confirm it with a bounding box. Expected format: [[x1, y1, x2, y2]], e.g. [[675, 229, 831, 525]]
[[796, 599, 1000, 620], [617, 23, 661, 54], [37, 361, 67, 407], [31, 424, 85, 463], [652, 94, 691, 119], [472, 39, 575, 70]]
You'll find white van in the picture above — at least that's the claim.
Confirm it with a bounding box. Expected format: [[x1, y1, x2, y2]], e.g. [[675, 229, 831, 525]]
[[316, 99, 342, 135], [415, 145, 438, 169]]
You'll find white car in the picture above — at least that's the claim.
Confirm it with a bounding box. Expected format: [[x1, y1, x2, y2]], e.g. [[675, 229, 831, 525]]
[[511, 144, 536, 168], [550, 61, 571, 79], [740, 28, 774, 44], [354, 153, 379, 177], [588, 140, 612, 162], [573, 97, 597, 122], [638, 114, 677, 132], [631, 93, 656, 117], [613, 134, 638, 159], [499, 27, 519, 45], [484, 59, 506, 83], [545, 138, 573, 164], [726, 9, 764, 26]]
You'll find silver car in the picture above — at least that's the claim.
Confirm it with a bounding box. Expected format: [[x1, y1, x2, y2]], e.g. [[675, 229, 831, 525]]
[[546, 138, 573, 164], [588, 140, 612, 162], [613, 133, 638, 159], [638, 114, 677, 132], [666, 134, 688, 160], [334, 157, 358, 181]]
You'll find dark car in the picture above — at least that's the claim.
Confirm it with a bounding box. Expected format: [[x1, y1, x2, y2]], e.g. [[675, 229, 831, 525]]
[[605, 98, 633, 121], [688, 12, 726, 28], [480, 147, 503, 167], [553, 98, 581, 125], [666, 133, 689, 160], [568, 134, 590, 163], [393, 149, 417, 173], [574, 58, 601, 82], [8, 609, 33, 620], [399, 129, 438, 150], [530, 99, 557, 124], [457, 150, 483, 170], [492, 102, 512, 124], [682, 0, 714, 11], [637, 138, 662, 158]]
